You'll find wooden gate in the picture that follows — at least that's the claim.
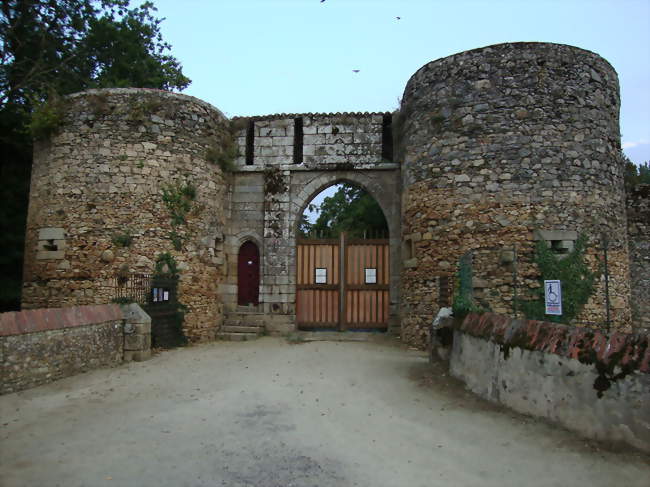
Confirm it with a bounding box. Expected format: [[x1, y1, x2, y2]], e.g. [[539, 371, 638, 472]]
[[296, 234, 389, 331]]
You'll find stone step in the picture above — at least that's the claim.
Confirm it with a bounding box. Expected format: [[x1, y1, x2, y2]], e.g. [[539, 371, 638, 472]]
[[225, 312, 265, 320], [236, 305, 261, 313], [224, 318, 265, 327], [222, 325, 262, 333], [224, 313, 266, 329], [217, 332, 260, 342]]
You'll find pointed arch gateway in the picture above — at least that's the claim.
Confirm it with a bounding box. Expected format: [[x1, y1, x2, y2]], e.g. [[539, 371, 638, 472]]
[[295, 182, 390, 331]]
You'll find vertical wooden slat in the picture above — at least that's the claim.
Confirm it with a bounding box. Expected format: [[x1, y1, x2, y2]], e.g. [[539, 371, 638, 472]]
[[339, 232, 346, 331], [303, 244, 308, 285], [298, 239, 389, 330]]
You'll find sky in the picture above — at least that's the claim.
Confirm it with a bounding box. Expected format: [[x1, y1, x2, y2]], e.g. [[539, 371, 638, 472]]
[[151, 0, 650, 166]]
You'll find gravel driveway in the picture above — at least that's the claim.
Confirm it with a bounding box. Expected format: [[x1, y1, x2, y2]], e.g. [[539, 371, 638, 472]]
[[1, 336, 648, 487]]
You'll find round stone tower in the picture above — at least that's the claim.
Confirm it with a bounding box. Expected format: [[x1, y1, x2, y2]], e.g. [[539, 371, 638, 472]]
[[398, 42, 630, 346], [23, 88, 231, 341]]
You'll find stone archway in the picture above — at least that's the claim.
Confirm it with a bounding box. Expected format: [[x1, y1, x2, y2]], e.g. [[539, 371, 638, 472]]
[[287, 170, 402, 332]]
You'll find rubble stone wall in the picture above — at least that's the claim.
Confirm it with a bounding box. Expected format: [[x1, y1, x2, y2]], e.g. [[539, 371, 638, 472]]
[[21, 43, 640, 346], [22, 88, 230, 342], [627, 184, 650, 331], [0, 304, 124, 394], [399, 42, 630, 347]]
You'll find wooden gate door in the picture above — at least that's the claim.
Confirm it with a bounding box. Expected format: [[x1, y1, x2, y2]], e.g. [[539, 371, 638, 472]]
[[296, 234, 389, 331], [238, 241, 260, 306]]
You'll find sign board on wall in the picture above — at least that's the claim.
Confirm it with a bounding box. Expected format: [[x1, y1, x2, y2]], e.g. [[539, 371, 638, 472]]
[[544, 280, 562, 315]]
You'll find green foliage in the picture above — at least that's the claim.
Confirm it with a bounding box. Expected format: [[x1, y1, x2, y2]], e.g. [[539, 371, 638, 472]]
[[154, 252, 179, 277], [624, 155, 650, 189], [82, 3, 190, 91], [205, 136, 239, 172], [28, 95, 67, 140], [517, 234, 597, 324], [301, 183, 388, 238], [451, 253, 486, 318], [169, 230, 186, 251], [111, 229, 133, 248], [161, 180, 196, 226], [127, 96, 165, 124], [1, 0, 190, 109], [0, 0, 190, 311]]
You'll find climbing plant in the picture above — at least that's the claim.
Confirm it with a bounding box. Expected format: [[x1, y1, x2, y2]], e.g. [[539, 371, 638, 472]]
[[517, 234, 597, 324], [161, 180, 196, 250], [205, 121, 243, 172], [154, 252, 179, 277], [161, 180, 196, 225], [451, 252, 486, 318]]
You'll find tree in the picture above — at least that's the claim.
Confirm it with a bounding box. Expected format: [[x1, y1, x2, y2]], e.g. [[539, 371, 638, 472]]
[[303, 183, 388, 238], [0, 0, 190, 311], [624, 155, 650, 189]]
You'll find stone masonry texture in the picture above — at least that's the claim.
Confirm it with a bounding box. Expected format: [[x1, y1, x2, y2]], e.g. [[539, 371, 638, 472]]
[[399, 42, 631, 347], [627, 184, 650, 331], [0, 304, 124, 394], [23, 89, 230, 342], [21, 43, 646, 349]]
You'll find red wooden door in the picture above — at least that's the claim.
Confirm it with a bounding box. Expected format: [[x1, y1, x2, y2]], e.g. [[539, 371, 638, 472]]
[[238, 241, 260, 306]]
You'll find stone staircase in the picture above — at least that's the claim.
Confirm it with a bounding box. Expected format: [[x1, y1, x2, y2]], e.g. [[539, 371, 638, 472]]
[[218, 309, 265, 341]]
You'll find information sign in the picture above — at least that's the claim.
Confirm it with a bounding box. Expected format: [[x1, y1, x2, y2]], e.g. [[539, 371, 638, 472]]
[[544, 280, 562, 315]]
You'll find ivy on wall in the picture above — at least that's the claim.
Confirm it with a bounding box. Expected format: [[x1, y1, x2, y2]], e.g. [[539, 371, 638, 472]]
[[452, 252, 488, 318], [518, 234, 597, 324], [154, 252, 179, 277], [161, 180, 196, 250]]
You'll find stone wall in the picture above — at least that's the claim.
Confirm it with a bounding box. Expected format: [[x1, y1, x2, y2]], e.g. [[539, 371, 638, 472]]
[[22, 88, 231, 342], [221, 113, 401, 333], [1, 304, 124, 394], [233, 113, 388, 169], [399, 42, 630, 348], [448, 313, 650, 453], [21, 43, 637, 345], [627, 184, 650, 331]]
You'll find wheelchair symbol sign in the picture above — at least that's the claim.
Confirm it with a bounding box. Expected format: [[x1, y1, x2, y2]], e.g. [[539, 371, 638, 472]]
[[544, 280, 562, 315]]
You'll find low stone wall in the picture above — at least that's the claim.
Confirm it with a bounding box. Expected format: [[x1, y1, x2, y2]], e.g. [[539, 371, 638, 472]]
[[448, 313, 650, 453], [0, 303, 151, 394]]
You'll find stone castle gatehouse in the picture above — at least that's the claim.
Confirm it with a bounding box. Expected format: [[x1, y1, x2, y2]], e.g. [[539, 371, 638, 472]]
[[22, 42, 648, 347]]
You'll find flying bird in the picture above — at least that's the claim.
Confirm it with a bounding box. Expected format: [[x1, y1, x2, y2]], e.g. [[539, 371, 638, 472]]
[[352, 69, 360, 73], [396, 16, 401, 20]]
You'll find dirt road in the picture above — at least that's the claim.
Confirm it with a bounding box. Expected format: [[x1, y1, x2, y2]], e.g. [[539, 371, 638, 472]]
[[1, 337, 648, 487]]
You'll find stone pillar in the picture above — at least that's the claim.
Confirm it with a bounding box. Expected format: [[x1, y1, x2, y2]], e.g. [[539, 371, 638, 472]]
[[121, 303, 151, 362]]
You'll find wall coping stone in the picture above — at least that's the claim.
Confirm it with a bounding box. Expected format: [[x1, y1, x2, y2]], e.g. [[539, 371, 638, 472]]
[[456, 313, 650, 374], [0, 304, 124, 337], [119, 303, 151, 325]]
